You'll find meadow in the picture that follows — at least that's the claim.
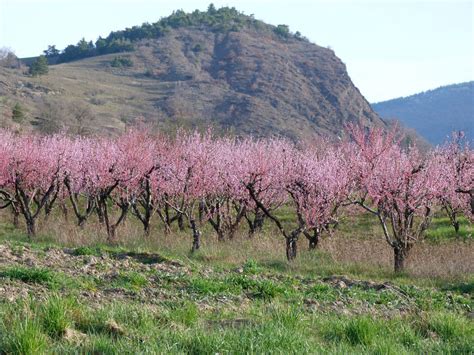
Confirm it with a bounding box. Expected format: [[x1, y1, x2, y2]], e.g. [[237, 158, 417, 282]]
[[0, 206, 472, 354]]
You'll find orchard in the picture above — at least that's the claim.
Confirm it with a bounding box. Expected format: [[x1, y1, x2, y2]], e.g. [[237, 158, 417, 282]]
[[0, 126, 472, 273]]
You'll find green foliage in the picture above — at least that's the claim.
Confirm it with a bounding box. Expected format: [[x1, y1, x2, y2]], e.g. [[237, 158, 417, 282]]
[[344, 317, 379, 346], [73, 245, 103, 256], [110, 56, 134, 68], [274, 24, 290, 38], [188, 277, 237, 295], [12, 102, 26, 123], [0, 302, 48, 354], [251, 279, 283, 300], [207, 3, 217, 15], [0, 266, 77, 290], [43, 45, 60, 57], [0, 266, 56, 284], [2, 317, 48, 354], [39, 294, 72, 337], [226, 274, 285, 300], [425, 215, 473, 241], [29, 55, 49, 76], [417, 312, 473, 342], [242, 258, 260, 274], [167, 301, 199, 326], [111, 271, 148, 290]]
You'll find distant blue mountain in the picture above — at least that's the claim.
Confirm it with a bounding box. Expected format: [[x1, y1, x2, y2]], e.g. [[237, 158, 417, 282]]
[[372, 81, 473, 145]]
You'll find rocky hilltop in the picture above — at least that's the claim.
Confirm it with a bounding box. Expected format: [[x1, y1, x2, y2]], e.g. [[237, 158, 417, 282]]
[[0, 6, 383, 140]]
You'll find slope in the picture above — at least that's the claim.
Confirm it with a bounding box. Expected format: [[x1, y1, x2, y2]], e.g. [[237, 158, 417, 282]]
[[372, 82, 473, 145]]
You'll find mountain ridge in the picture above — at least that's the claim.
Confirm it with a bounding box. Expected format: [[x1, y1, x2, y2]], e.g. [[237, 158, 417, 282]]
[[372, 81, 473, 145]]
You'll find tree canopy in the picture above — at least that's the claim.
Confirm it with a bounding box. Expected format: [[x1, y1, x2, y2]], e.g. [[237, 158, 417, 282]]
[[29, 55, 49, 76]]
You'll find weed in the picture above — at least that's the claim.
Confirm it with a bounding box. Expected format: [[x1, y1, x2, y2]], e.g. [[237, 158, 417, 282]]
[[0, 266, 56, 285], [187, 277, 237, 295], [111, 271, 148, 290], [420, 312, 472, 341], [39, 294, 73, 338], [242, 258, 260, 274], [167, 301, 199, 326], [0, 311, 48, 354], [73, 246, 103, 257], [344, 316, 379, 346]]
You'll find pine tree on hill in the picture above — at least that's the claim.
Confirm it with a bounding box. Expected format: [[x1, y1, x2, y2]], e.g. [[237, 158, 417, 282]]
[[29, 55, 49, 76], [12, 102, 26, 123]]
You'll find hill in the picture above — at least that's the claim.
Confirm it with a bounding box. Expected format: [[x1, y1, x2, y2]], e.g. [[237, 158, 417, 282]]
[[0, 6, 383, 140], [372, 82, 474, 145]]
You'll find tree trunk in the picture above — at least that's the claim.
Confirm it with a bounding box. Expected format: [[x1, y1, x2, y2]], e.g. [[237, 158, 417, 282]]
[[217, 230, 225, 242], [308, 236, 319, 250], [78, 217, 87, 229], [305, 229, 320, 250], [247, 209, 265, 237], [286, 237, 298, 261], [227, 228, 237, 241], [393, 246, 409, 273], [143, 221, 151, 237], [190, 219, 201, 253], [102, 199, 128, 245], [453, 220, 460, 235], [254, 211, 265, 231], [60, 202, 69, 221], [178, 213, 185, 231], [26, 219, 36, 239], [11, 204, 20, 229], [96, 204, 104, 224], [198, 200, 205, 223], [445, 205, 460, 236], [106, 225, 117, 245]]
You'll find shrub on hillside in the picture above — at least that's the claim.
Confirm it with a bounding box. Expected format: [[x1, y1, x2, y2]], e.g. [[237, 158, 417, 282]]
[[110, 56, 133, 68]]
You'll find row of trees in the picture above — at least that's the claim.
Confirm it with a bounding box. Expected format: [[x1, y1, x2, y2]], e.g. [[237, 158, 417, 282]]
[[0, 126, 472, 272]]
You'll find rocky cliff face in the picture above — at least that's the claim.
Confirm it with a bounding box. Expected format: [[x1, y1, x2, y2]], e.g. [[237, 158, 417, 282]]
[[129, 26, 383, 140]]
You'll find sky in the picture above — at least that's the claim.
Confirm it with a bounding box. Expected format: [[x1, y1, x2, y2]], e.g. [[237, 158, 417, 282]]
[[0, 0, 472, 102]]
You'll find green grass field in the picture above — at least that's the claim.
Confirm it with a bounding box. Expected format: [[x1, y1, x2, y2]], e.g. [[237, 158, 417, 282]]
[[0, 210, 472, 353]]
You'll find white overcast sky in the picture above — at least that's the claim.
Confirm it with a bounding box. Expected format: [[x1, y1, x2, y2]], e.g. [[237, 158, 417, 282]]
[[0, 0, 472, 102]]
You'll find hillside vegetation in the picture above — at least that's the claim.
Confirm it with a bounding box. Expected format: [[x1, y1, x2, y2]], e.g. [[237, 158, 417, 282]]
[[0, 5, 382, 141], [372, 81, 474, 145]]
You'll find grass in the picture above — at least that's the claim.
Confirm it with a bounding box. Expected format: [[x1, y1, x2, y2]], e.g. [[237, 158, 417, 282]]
[[1, 313, 49, 354], [0, 266, 57, 285], [110, 271, 149, 291], [39, 294, 73, 338], [0, 295, 471, 353], [0, 208, 472, 353], [425, 215, 473, 241]]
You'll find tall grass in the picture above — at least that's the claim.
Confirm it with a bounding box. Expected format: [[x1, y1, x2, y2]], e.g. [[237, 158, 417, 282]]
[[0, 208, 472, 282]]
